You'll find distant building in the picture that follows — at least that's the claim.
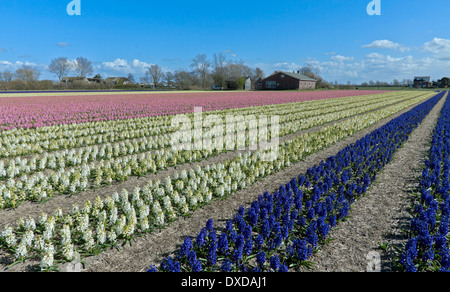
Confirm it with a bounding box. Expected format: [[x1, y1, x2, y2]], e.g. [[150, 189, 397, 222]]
[[87, 77, 102, 84], [62, 77, 102, 84], [261, 71, 316, 90], [413, 76, 431, 88], [255, 77, 263, 90], [105, 77, 130, 86], [244, 77, 252, 90], [61, 77, 90, 84]]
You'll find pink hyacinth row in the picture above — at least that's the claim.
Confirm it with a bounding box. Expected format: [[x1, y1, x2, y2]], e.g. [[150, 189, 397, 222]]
[[0, 90, 390, 131]]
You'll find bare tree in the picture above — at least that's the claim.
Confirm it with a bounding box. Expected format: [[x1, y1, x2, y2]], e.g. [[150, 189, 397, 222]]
[[173, 70, 193, 89], [253, 67, 265, 79], [15, 65, 40, 82], [73, 57, 93, 77], [146, 64, 165, 88], [48, 57, 72, 81], [2, 70, 13, 82], [212, 53, 228, 87], [164, 71, 175, 88], [299, 64, 320, 78], [227, 61, 252, 80], [127, 73, 135, 83], [191, 54, 211, 88]]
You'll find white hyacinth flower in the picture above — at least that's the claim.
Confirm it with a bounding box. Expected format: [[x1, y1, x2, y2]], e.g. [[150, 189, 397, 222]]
[[23, 230, 34, 247], [96, 223, 107, 245], [62, 242, 75, 261], [40, 251, 54, 270], [61, 224, 72, 245], [15, 241, 28, 259], [139, 217, 149, 232]]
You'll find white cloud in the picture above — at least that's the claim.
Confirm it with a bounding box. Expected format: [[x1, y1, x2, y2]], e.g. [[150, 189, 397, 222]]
[[365, 52, 385, 59], [55, 42, 71, 47], [0, 60, 38, 70], [223, 49, 238, 58], [423, 37, 450, 54], [308, 52, 445, 84], [330, 55, 354, 62], [272, 62, 300, 71], [362, 40, 411, 52], [101, 58, 154, 76], [102, 58, 131, 72], [131, 59, 152, 72]]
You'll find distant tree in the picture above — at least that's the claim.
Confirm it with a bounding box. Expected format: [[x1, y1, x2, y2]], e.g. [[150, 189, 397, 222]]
[[15, 65, 40, 82], [48, 57, 72, 81], [191, 54, 211, 88], [173, 70, 193, 89], [164, 71, 175, 88], [127, 73, 135, 83], [227, 61, 252, 80], [2, 70, 13, 82], [438, 77, 450, 87], [299, 64, 320, 78], [146, 64, 165, 88], [73, 57, 93, 77], [212, 53, 228, 88], [392, 79, 400, 87], [253, 67, 265, 79], [93, 73, 102, 79]]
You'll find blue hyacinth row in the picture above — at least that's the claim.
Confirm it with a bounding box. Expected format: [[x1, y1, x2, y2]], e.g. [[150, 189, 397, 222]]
[[148, 91, 445, 272], [399, 92, 450, 272]]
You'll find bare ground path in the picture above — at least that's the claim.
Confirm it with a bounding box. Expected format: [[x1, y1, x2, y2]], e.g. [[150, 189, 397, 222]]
[[305, 92, 447, 272], [77, 96, 440, 272]]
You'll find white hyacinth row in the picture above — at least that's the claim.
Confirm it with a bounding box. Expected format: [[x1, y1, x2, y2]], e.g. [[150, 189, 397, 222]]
[[0, 91, 419, 160], [0, 92, 432, 209]]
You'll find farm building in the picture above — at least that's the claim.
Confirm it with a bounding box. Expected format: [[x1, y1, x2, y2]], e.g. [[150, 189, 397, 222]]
[[413, 76, 432, 88], [261, 71, 317, 90], [105, 77, 130, 86], [61, 77, 102, 84], [61, 77, 90, 84]]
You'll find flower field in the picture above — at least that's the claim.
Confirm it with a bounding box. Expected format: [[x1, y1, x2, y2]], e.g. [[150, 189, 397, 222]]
[[399, 92, 450, 272], [0, 90, 389, 131], [0, 89, 446, 272]]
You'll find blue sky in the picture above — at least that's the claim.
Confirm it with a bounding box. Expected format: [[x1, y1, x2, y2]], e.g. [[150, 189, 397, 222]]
[[1, 0, 449, 83]]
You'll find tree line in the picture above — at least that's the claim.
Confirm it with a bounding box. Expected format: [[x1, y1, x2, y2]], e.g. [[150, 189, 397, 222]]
[[138, 53, 268, 90], [3, 53, 439, 91], [0, 53, 333, 91]]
